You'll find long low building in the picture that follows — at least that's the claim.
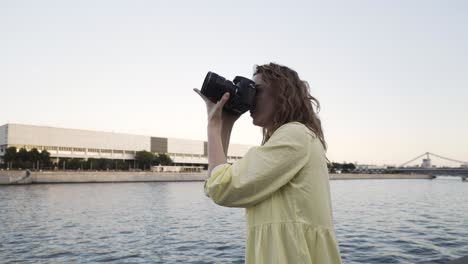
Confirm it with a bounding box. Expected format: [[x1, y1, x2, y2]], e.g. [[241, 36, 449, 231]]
[[0, 123, 252, 166]]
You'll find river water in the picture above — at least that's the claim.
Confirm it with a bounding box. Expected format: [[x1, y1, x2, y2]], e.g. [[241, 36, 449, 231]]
[[0, 177, 467, 263]]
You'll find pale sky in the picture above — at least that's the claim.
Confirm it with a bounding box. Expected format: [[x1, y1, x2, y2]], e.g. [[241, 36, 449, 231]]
[[1, 0, 467, 166]]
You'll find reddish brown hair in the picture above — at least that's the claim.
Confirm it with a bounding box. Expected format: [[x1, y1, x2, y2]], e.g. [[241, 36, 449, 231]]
[[254, 63, 327, 151]]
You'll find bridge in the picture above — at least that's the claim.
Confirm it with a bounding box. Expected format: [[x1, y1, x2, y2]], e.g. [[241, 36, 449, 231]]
[[389, 152, 468, 177], [359, 152, 468, 177]]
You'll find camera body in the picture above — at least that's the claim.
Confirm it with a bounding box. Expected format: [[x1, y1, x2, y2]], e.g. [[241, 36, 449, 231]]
[[201, 71, 256, 115]]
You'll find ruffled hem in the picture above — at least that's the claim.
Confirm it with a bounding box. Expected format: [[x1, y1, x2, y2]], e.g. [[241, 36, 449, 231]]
[[245, 222, 342, 264]]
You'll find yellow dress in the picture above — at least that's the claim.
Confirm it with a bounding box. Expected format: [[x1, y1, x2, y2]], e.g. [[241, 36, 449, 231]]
[[204, 122, 342, 264]]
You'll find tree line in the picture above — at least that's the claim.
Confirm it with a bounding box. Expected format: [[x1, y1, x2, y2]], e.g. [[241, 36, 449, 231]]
[[2, 147, 358, 173], [1, 147, 173, 171], [328, 162, 356, 173], [2, 147, 52, 170]]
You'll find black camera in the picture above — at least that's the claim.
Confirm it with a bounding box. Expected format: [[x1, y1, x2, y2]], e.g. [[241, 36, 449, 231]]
[[201, 71, 256, 115]]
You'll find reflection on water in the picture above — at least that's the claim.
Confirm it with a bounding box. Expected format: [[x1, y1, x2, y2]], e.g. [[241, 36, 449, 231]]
[[0, 179, 467, 263]]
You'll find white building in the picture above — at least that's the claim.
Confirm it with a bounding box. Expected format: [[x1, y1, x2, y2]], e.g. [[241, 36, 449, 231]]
[[354, 164, 389, 173], [0, 123, 252, 166]]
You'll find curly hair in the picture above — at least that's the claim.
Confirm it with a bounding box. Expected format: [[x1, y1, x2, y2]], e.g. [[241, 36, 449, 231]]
[[254, 63, 327, 151]]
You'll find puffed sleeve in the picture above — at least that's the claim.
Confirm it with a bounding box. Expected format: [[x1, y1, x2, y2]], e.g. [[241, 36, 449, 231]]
[[204, 122, 312, 208]]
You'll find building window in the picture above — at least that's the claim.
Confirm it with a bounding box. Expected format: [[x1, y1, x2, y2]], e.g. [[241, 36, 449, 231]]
[[73, 148, 85, 152], [58, 147, 72, 151]]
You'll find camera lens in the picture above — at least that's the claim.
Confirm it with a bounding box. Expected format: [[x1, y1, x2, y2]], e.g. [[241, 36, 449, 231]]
[[201, 72, 235, 104]]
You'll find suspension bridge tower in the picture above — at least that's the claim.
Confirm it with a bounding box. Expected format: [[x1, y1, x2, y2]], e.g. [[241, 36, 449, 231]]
[[421, 153, 431, 168]]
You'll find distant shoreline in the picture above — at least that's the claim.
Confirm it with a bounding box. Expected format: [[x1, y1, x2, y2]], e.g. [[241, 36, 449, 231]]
[[329, 173, 435, 180], [0, 170, 438, 185]]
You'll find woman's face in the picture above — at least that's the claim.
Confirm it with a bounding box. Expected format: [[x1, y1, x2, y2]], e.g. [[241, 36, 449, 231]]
[[250, 74, 275, 128]]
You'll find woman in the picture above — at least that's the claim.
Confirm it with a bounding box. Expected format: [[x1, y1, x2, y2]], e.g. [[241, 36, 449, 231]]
[[194, 63, 342, 264]]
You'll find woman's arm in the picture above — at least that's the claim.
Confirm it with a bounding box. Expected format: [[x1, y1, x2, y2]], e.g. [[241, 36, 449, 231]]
[[194, 89, 239, 177], [207, 109, 240, 176], [208, 111, 240, 176], [207, 122, 227, 177], [220, 114, 238, 157]]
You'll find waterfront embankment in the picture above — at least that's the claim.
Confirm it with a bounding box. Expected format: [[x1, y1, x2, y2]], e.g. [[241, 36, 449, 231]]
[[0, 171, 436, 185], [0, 170, 207, 184]]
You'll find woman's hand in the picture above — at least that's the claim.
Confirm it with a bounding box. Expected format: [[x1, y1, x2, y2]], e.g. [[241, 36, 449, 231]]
[[194, 88, 238, 127], [195, 88, 242, 158]]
